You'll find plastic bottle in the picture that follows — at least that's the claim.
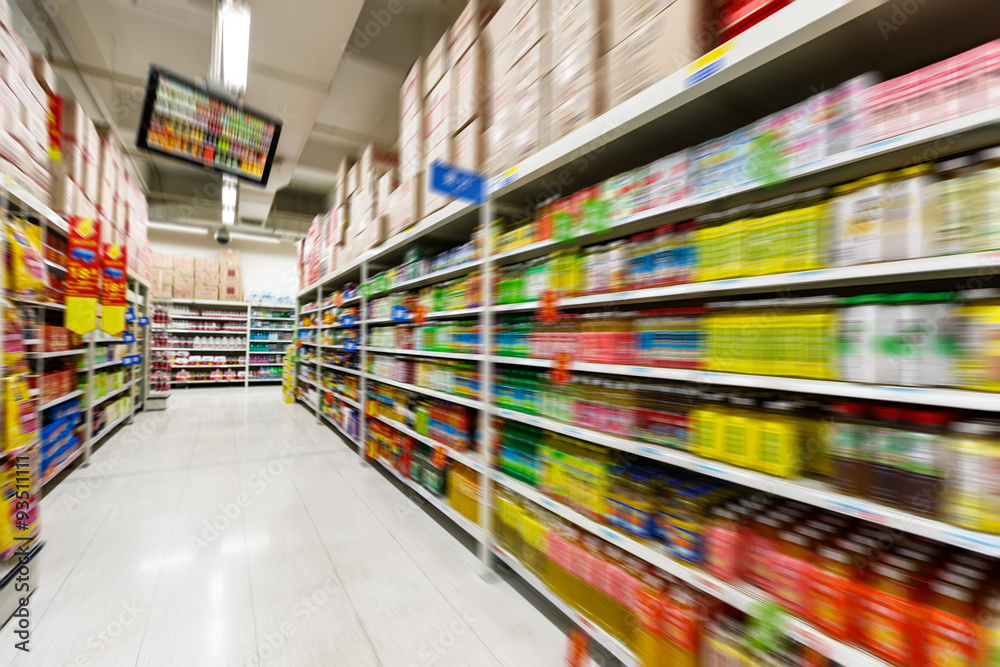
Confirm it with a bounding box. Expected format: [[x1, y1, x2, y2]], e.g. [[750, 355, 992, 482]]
[[829, 401, 872, 497], [947, 420, 1000, 532]]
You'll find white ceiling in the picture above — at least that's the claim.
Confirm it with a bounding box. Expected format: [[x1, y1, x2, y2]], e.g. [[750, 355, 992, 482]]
[[12, 0, 461, 235]]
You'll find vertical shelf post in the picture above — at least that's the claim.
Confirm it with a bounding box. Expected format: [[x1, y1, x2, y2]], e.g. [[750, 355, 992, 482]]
[[359, 260, 369, 463], [478, 197, 496, 576]]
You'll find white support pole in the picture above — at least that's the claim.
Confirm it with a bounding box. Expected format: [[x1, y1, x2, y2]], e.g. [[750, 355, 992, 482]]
[[478, 196, 495, 577], [244, 303, 251, 388]]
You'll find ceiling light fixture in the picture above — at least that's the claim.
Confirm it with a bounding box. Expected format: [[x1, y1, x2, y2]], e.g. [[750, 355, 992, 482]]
[[222, 208, 236, 225], [229, 231, 281, 244], [148, 221, 210, 235], [222, 175, 238, 209], [218, 0, 251, 95]]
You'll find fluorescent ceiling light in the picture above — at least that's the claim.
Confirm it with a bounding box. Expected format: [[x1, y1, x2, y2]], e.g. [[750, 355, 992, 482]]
[[229, 231, 280, 244], [222, 208, 236, 225], [148, 222, 209, 235], [219, 1, 251, 94]]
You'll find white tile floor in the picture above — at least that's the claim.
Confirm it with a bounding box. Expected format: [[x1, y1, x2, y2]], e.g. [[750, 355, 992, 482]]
[[0, 387, 565, 666]]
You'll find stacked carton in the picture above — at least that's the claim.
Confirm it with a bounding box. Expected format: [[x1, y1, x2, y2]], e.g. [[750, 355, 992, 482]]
[[172, 255, 195, 300], [0, 6, 55, 207], [219, 249, 242, 301], [194, 257, 220, 300], [422, 30, 455, 217], [151, 253, 174, 299], [354, 143, 397, 251], [394, 60, 425, 236], [606, 0, 712, 109]]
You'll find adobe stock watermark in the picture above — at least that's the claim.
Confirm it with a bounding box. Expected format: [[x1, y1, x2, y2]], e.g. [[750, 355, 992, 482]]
[[187, 449, 295, 555], [877, 0, 930, 40], [241, 570, 343, 667], [407, 610, 477, 667], [64, 601, 144, 667], [340, 0, 415, 63]]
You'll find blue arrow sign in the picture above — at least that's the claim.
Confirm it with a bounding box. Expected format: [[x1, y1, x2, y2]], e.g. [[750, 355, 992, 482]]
[[430, 160, 486, 205]]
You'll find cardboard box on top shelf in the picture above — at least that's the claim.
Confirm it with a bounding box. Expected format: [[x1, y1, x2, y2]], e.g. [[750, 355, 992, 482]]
[[30, 52, 55, 93], [510, 0, 549, 65], [151, 252, 174, 270], [453, 118, 483, 172], [549, 85, 603, 140], [220, 263, 241, 282], [399, 111, 424, 179], [423, 139, 454, 216], [219, 248, 240, 267], [390, 174, 423, 235], [336, 156, 356, 192], [195, 257, 220, 274], [347, 163, 360, 196], [152, 284, 172, 300], [152, 267, 173, 287], [217, 282, 242, 302], [173, 254, 195, 275], [451, 0, 498, 63], [360, 143, 398, 183], [195, 285, 219, 301], [608, 0, 675, 48], [424, 29, 451, 98], [551, 0, 605, 54], [376, 170, 398, 218], [195, 270, 219, 289], [424, 75, 451, 153], [219, 274, 242, 294], [173, 282, 194, 300], [358, 208, 387, 250], [401, 57, 423, 122], [606, 0, 713, 108], [50, 173, 75, 214], [452, 40, 485, 133]]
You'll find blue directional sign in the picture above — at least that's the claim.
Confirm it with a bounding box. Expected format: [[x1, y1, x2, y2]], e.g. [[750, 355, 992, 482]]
[[125, 307, 135, 322], [138, 317, 149, 326], [391, 305, 410, 322], [344, 340, 358, 352], [430, 160, 486, 205], [123, 333, 136, 344]]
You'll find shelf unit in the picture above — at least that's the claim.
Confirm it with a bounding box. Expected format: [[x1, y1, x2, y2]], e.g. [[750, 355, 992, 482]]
[[292, 2, 1000, 663], [0, 179, 152, 630], [153, 299, 295, 387]]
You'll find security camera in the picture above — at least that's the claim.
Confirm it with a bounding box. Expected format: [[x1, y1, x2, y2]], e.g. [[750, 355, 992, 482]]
[[215, 227, 231, 245]]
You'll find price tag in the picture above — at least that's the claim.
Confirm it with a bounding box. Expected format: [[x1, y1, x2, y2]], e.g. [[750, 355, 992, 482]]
[[550, 351, 572, 385], [138, 317, 149, 326], [123, 333, 135, 344], [539, 290, 560, 324]]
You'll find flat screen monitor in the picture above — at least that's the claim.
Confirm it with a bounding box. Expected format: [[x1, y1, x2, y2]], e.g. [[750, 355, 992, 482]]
[[136, 66, 282, 186]]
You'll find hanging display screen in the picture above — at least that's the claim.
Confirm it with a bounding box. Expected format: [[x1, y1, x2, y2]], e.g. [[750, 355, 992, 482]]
[[135, 66, 282, 185]]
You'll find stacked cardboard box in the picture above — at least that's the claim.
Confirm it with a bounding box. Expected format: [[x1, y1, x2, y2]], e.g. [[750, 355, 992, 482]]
[[219, 249, 243, 301], [194, 257, 219, 300], [354, 143, 397, 251], [172, 255, 195, 300], [395, 59, 425, 236], [0, 8, 54, 207], [606, 0, 712, 109], [151, 253, 173, 299]]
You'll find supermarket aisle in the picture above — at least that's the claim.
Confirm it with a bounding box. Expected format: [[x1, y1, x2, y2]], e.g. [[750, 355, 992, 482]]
[[0, 387, 564, 666]]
